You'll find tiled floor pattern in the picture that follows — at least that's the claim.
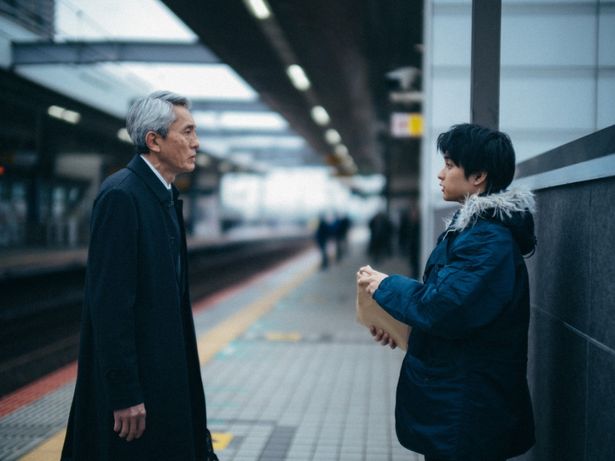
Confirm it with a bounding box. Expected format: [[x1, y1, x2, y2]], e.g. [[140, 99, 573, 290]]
[[202, 247, 421, 460], [1, 243, 422, 460]]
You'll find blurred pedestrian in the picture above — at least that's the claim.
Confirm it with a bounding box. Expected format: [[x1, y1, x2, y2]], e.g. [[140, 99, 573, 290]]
[[367, 210, 393, 263], [398, 206, 421, 278], [315, 213, 332, 270], [358, 123, 536, 461], [61, 91, 218, 461], [407, 205, 420, 278], [333, 213, 352, 262]]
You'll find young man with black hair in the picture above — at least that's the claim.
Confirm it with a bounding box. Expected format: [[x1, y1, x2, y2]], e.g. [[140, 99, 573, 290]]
[[358, 123, 536, 461]]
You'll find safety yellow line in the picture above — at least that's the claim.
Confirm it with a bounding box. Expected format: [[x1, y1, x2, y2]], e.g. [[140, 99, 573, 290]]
[[197, 262, 317, 364], [19, 258, 318, 460], [20, 429, 66, 461]]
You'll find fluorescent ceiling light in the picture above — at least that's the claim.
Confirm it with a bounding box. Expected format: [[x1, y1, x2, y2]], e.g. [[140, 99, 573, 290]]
[[350, 174, 385, 193], [219, 112, 287, 130], [122, 64, 258, 99], [286, 65, 311, 91], [193, 112, 219, 128], [229, 152, 254, 166], [334, 144, 349, 157], [55, 0, 197, 41], [341, 156, 355, 167], [47, 105, 64, 118], [244, 0, 272, 20], [311, 106, 330, 126], [199, 135, 305, 158], [117, 128, 132, 143], [325, 129, 341, 145], [47, 105, 81, 124], [194, 111, 288, 131], [203, 136, 304, 149], [62, 110, 81, 124]]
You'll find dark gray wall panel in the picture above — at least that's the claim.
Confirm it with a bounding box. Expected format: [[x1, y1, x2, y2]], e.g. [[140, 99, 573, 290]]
[[520, 175, 615, 461], [529, 184, 591, 333], [588, 179, 615, 350], [524, 309, 587, 461], [586, 344, 615, 461]]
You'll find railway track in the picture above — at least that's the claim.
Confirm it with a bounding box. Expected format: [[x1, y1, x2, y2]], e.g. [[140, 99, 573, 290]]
[[0, 236, 311, 396]]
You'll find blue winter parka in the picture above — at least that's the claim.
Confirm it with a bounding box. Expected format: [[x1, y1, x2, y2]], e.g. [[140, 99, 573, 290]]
[[373, 188, 536, 460]]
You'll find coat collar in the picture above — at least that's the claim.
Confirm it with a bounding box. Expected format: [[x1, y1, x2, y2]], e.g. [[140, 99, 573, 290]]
[[446, 187, 535, 232], [127, 155, 180, 204]]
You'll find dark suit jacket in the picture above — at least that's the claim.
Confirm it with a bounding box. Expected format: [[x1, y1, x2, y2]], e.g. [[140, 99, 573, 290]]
[[61, 155, 216, 461]]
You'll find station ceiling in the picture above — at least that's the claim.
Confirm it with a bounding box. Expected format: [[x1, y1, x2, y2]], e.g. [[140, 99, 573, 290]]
[[0, 0, 422, 178], [162, 0, 423, 175]]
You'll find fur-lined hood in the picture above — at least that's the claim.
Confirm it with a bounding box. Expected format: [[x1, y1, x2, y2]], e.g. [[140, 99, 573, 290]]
[[446, 187, 537, 256]]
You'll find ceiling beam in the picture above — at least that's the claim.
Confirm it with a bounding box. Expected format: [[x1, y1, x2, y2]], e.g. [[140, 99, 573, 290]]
[[191, 99, 271, 112], [197, 128, 296, 137], [12, 40, 220, 65]]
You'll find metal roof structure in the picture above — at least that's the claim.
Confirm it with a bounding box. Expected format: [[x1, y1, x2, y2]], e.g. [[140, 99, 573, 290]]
[[1, 0, 423, 180], [161, 0, 423, 175]]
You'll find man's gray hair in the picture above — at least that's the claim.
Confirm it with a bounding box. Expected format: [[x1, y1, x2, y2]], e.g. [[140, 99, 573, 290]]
[[126, 90, 191, 154]]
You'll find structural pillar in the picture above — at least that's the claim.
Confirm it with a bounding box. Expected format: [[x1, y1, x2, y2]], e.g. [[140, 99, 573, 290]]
[[470, 0, 502, 130]]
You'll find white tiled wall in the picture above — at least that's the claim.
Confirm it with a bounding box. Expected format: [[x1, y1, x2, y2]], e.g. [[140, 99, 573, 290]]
[[420, 0, 615, 264]]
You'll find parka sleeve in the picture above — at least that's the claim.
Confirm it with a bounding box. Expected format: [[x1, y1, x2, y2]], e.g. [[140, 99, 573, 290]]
[[87, 188, 143, 410], [373, 225, 515, 339]]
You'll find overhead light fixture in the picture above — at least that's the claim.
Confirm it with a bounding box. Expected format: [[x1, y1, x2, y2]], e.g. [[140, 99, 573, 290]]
[[286, 65, 311, 91], [334, 144, 349, 157], [310, 106, 330, 126], [48, 105, 81, 124], [117, 128, 132, 144], [325, 129, 341, 145], [244, 0, 272, 20], [219, 112, 288, 130]]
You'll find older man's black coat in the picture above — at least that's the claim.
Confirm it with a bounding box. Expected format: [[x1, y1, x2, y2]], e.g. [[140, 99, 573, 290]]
[[61, 156, 216, 461]]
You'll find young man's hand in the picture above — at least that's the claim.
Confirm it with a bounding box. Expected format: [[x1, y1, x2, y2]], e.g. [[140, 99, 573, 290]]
[[357, 265, 388, 295], [369, 326, 397, 349], [113, 403, 146, 441]]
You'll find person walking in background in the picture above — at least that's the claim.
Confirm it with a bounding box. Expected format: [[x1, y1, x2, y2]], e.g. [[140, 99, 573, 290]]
[[315, 213, 332, 270], [397, 206, 421, 278], [358, 123, 536, 461], [333, 213, 352, 262], [367, 210, 393, 263], [61, 91, 218, 461], [407, 205, 421, 278]]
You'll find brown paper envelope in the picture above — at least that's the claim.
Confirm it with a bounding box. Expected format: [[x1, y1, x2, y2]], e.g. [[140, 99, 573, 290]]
[[356, 282, 410, 351]]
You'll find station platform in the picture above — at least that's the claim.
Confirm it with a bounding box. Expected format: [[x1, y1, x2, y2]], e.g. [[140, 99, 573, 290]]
[[0, 236, 422, 461]]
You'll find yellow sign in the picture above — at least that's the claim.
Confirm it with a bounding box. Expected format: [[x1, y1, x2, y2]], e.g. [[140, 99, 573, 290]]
[[391, 112, 423, 138], [407, 113, 423, 137]]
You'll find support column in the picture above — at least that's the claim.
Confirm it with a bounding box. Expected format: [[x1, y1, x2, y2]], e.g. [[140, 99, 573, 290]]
[[470, 0, 502, 130]]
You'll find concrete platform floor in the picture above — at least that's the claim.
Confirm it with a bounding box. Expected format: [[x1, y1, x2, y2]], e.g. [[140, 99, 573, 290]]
[[0, 236, 422, 461]]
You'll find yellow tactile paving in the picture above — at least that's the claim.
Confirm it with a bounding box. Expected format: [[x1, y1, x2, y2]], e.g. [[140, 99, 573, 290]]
[[196, 263, 317, 364], [211, 432, 234, 451], [19, 258, 318, 460], [20, 429, 235, 460], [264, 331, 302, 342], [19, 429, 66, 461]]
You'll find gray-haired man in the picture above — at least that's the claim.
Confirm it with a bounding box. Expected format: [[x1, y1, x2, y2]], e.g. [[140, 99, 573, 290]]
[[61, 91, 218, 460]]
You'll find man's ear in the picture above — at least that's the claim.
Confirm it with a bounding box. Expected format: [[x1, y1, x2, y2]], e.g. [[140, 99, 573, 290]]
[[145, 131, 160, 153], [471, 171, 488, 187]]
